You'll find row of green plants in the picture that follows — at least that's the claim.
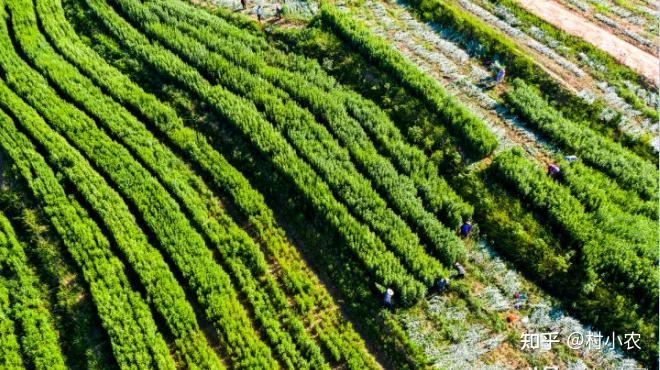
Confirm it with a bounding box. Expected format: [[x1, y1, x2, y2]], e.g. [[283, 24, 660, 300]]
[[0, 212, 66, 369], [0, 101, 175, 369], [489, 150, 658, 364], [124, 0, 506, 362], [152, 1, 473, 228], [85, 0, 426, 304], [82, 7, 502, 365], [482, 0, 658, 121], [504, 79, 657, 200], [123, 0, 456, 285], [178, 98, 432, 369], [0, 276, 24, 369], [149, 0, 472, 231], [0, 9, 275, 368], [457, 160, 657, 355], [490, 149, 657, 309], [558, 161, 657, 260], [318, 4, 498, 159], [401, 0, 656, 160], [45, 0, 379, 366], [216, 4, 660, 364], [0, 159, 117, 370], [0, 58, 213, 369], [15, 2, 331, 367], [6, 5, 226, 368], [174, 1, 475, 229], [559, 159, 657, 220], [150, 0, 469, 268]]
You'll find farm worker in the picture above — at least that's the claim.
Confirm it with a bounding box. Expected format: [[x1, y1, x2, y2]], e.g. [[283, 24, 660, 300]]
[[460, 220, 472, 238], [240, 0, 246, 10], [547, 163, 561, 177], [564, 155, 577, 162], [275, 4, 283, 19], [436, 278, 449, 293], [453, 262, 466, 279], [506, 312, 518, 323], [496, 67, 506, 84], [383, 288, 394, 309], [256, 6, 263, 23]]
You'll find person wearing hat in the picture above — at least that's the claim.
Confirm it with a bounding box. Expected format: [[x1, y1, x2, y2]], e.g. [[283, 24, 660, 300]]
[[383, 288, 394, 309], [454, 262, 466, 279]]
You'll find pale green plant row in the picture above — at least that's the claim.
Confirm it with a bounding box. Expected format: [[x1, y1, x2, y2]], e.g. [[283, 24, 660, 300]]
[[0, 5, 273, 367], [118, 0, 452, 285], [86, 0, 425, 304], [505, 79, 658, 201], [0, 211, 66, 369], [0, 101, 174, 369], [146, 0, 468, 269], [150, 0, 474, 231], [37, 0, 380, 366], [319, 4, 498, 159], [491, 149, 658, 307], [11, 1, 331, 367], [0, 274, 25, 369]]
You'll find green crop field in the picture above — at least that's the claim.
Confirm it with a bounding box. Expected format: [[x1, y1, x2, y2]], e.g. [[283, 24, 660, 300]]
[[0, 0, 656, 368]]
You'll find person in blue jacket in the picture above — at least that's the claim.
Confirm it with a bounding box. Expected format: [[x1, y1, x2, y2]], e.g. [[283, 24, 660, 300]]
[[496, 67, 506, 85], [460, 220, 472, 238], [383, 288, 394, 310]]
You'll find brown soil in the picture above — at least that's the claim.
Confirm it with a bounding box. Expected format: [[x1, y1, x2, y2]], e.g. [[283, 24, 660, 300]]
[[516, 0, 659, 84]]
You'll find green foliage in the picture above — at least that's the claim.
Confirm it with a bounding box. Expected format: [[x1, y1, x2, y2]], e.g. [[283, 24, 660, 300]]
[[505, 79, 658, 200], [0, 3, 272, 366], [140, 0, 467, 281], [490, 149, 658, 363], [319, 4, 498, 159], [0, 277, 25, 369], [403, 0, 656, 161], [0, 212, 66, 370], [85, 0, 426, 305], [153, 0, 472, 233], [0, 104, 174, 370], [45, 0, 380, 367], [491, 149, 657, 308], [560, 160, 657, 220], [22, 0, 334, 367]]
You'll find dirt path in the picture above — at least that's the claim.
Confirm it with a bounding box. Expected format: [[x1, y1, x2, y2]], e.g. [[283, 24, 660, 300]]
[[516, 0, 658, 84]]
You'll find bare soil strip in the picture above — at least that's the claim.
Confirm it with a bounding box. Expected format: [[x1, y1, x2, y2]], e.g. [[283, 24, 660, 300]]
[[516, 0, 658, 84]]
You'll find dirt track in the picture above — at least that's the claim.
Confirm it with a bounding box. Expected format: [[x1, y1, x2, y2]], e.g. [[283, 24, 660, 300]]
[[516, 0, 658, 84]]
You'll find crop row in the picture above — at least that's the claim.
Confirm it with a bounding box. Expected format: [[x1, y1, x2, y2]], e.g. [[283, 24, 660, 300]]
[[490, 149, 658, 307], [0, 212, 66, 369], [403, 0, 610, 125], [0, 99, 174, 369], [39, 0, 378, 366], [85, 0, 425, 304], [319, 4, 498, 159], [558, 161, 657, 260], [0, 6, 276, 368], [0, 161, 118, 369], [559, 159, 657, 220], [0, 276, 24, 369], [118, 0, 452, 287], [505, 79, 658, 200], [148, 1, 468, 269], [15, 1, 334, 367], [37, 0, 382, 367], [149, 0, 472, 233], [4, 4, 228, 367]]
